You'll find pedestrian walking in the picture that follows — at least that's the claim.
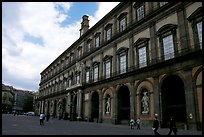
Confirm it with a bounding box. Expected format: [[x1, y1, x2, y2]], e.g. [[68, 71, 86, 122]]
[[168, 117, 177, 135], [46, 113, 50, 122], [130, 118, 135, 129], [136, 118, 141, 129], [40, 113, 45, 125], [152, 114, 160, 135]]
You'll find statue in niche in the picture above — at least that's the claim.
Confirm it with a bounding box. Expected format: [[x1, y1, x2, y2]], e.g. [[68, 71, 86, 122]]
[[105, 97, 110, 113], [141, 92, 149, 114]]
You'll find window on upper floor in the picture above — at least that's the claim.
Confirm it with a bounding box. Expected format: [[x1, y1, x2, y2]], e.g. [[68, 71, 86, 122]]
[[76, 73, 80, 84], [135, 38, 149, 68], [117, 47, 128, 74], [93, 63, 99, 82], [196, 21, 202, 49], [70, 53, 74, 62], [95, 33, 100, 48], [86, 39, 92, 52], [118, 12, 127, 32], [135, 3, 145, 21], [188, 7, 202, 49], [157, 24, 177, 61], [137, 5, 145, 21], [159, 2, 168, 7], [86, 68, 90, 83], [105, 24, 112, 41], [103, 55, 112, 79], [77, 47, 82, 58]]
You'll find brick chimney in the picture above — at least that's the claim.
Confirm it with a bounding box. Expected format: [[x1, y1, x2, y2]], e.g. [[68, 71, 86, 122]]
[[80, 15, 89, 36]]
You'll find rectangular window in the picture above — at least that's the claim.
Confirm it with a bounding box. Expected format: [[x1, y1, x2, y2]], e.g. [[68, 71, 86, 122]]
[[197, 21, 202, 49], [120, 18, 126, 32], [94, 66, 98, 82], [120, 54, 126, 74], [86, 70, 89, 83], [137, 5, 144, 21], [106, 28, 112, 41], [138, 47, 147, 68], [160, 2, 168, 7], [105, 61, 111, 78], [69, 79, 72, 87], [95, 36, 100, 48], [162, 35, 174, 60], [76, 75, 80, 84], [87, 43, 91, 52]]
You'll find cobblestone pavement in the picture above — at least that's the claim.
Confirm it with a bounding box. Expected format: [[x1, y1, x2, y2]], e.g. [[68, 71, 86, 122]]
[[2, 114, 202, 135]]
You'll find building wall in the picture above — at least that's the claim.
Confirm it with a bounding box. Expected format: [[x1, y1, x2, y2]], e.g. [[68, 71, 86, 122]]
[[37, 2, 202, 130]]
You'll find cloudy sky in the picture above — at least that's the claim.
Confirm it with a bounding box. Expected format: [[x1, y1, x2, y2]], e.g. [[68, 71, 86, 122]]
[[2, 2, 120, 92]]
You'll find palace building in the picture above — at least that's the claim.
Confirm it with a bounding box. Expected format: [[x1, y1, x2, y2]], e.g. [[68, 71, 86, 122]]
[[36, 2, 202, 130]]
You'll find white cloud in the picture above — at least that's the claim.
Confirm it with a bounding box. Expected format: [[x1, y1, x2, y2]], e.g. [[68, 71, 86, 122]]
[[2, 2, 119, 91]]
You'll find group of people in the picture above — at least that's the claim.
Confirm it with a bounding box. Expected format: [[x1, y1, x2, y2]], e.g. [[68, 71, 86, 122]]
[[152, 114, 177, 135], [130, 118, 141, 129], [39, 113, 50, 126], [130, 114, 177, 135]]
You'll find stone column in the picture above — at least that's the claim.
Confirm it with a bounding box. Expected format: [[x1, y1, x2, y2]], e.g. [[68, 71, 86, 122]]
[[88, 91, 92, 121], [149, 21, 157, 64], [112, 85, 118, 124], [129, 82, 136, 119], [153, 76, 160, 117], [184, 69, 197, 130], [113, 44, 117, 74], [98, 89, 103, 123], [67, 93, 71, 119], [129, 34, 134, 69], [76, 89, 82, 120], [100, 52, 103, 79], [177, 4, 189, 50]]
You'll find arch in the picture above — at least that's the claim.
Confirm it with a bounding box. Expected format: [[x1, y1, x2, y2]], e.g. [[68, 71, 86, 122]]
[[117, 85, 130, 124], [136, 80, 154, 116], [91, 91, 99, 122], [160, 75, 187, 128], [193, 68, 202, 130]]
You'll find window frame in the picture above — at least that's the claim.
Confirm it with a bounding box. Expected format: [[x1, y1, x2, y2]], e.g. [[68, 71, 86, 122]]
[[105, 24, 113, 41], [134, 2, 145, 21], [103, 55, 113, 79], [157, 24, 178, 61]]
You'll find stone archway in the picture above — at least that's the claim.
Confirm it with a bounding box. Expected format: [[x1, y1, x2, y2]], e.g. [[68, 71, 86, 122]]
[[117, 85, 130, 125], [161, 75, 187, 128], [91, 91, 99, 122]]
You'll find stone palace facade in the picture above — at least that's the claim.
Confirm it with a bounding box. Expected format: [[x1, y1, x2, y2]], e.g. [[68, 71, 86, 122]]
[[36, 2, 202, 130]]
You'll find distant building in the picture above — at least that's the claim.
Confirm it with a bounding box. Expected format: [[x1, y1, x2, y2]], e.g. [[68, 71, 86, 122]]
[[2, 84, 14, 113], [37, 2, 202, 131]]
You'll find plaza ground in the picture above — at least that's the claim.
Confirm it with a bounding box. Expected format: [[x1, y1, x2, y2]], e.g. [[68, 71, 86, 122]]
[[2, 114, 202, 135]]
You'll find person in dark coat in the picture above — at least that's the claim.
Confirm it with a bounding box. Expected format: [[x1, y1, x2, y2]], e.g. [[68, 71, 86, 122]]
[[168, 117, 177, 135], [152, 114, 160, 135]]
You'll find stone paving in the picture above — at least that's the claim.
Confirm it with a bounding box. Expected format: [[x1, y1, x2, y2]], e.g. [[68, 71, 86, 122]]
[[2, 114, 202, 135]]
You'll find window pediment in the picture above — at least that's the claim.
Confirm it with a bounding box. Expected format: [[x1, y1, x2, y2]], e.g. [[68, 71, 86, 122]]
[[157, 24, 177, 36], [103, 55, 113, 61], [94, 32, 101, 37], [105, 23, 113, 30], [93, 61, 100, 66], [187, 7, 202, 22], [116, 47, 129, 55], [134, 38, 150, 46], [117, 12, 128, 20]]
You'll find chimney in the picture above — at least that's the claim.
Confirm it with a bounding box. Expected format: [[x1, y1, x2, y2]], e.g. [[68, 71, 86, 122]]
[[80, 15, 89, 36]]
